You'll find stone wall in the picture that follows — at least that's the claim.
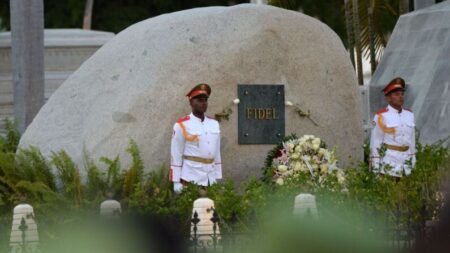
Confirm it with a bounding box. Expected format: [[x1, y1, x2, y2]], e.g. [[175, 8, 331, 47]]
[[0, 29, 114, 131]]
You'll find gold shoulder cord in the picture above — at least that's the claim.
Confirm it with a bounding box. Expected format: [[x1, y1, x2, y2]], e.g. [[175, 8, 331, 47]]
[[377, 113, 396, 135], [178, 122, 199, 142]]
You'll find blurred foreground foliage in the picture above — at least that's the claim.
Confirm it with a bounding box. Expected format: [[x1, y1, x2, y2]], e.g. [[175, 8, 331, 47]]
[[0, 120, 449, 252]]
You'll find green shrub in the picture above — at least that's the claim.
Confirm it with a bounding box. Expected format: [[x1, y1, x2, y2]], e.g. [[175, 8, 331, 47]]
[[0, 124, 449, 251]]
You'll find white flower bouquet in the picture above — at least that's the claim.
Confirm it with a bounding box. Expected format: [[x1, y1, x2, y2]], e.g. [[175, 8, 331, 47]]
[[270, 135, 345, 187]]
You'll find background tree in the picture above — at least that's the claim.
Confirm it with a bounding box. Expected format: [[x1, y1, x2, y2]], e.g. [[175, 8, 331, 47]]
[[0, 0, 421, 81], [0, 0, 248, 34], [268, 0, 348, 47], [83, 0, 94, 30], [269, 0, 410, 81]]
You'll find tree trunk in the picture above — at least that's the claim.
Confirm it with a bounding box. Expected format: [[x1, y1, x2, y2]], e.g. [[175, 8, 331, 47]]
[[368, 7, 377, 75], [344, 0, 355, 68], [10, 0, 45, 133], [352, 0, 364, 85], [83, 0, 94, 30]]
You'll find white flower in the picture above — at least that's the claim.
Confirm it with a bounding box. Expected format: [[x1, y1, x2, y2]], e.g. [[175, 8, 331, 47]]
[[273, 134, 340, 186], [285, 101, 294, 107], [328, 161, 338, 172], [302, 142, 312, 150], [320, 164, 329, 174], [312, 137, 321, 146], [292, 161, 307, 172], [319, 148, 331, 161], [233, 98, 240, 104], [318, 148, 327, 156], [293, 162, 301, 171], [312, 143, 320, 151], [336, 170, 345, 183], [300, 163, 308, 172], [299, 136, 307, 144], [275, 177, 284, 185], [287, 143, 295, 152], [278, 165, 288, 172]]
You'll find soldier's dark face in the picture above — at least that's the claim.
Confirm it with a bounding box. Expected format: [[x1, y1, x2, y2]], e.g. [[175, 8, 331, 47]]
[[386, 90, 404, 109], [190, 95, 208, 115]]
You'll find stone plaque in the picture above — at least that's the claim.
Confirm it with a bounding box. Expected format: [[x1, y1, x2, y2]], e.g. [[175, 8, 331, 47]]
[[238, 85, 285, 144]]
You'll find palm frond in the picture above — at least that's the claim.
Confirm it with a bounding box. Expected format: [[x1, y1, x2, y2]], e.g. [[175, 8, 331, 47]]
[[0, 152, 17, 180], [51, 150, 83, 206], [0, 175, 17, 195], [2, 119, 20, 153], [84, 156, 106, 199], [15, 147, 56, 191], [100, 155, 122, 197], [14, 180, 59, 203], [122, 139, 144, 201]]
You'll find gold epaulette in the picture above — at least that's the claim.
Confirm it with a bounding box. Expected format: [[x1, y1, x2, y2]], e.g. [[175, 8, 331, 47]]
[[178, 121, 199, 142], [377, 113, 395, 134]]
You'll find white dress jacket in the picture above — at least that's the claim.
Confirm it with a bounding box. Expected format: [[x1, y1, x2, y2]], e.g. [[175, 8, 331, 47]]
[[370, 105, 416, 177], [170, 113, 222, 186]]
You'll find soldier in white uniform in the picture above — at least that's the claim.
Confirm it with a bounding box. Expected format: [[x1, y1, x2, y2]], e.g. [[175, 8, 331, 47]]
[[170, 83, 222, 193], [370, 77, 416, 177]]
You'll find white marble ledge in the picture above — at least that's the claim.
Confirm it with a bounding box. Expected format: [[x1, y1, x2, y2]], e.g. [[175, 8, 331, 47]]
[[0, 29, 115, 48]]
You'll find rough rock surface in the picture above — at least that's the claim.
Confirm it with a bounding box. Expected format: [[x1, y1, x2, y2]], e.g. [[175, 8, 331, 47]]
[[19, 4, 362, 181]]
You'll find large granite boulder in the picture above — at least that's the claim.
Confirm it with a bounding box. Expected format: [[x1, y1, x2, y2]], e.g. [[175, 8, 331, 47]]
[[19, 4, 362, 181], [370, 1, 450, 147]]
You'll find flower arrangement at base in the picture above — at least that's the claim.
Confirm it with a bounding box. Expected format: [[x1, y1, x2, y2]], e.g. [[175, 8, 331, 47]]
[[263, 134, 345, 190]]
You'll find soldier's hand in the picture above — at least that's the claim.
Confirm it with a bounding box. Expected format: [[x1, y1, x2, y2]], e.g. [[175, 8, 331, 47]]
[[173, 182, 183, 193]]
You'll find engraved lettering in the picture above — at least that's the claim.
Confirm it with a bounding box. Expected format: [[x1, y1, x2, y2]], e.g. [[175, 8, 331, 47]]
[[258, 109, 265, 119], [245, 108, 280, 120], [246, 108, 252, 119], [266, 108, 272, 119]]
